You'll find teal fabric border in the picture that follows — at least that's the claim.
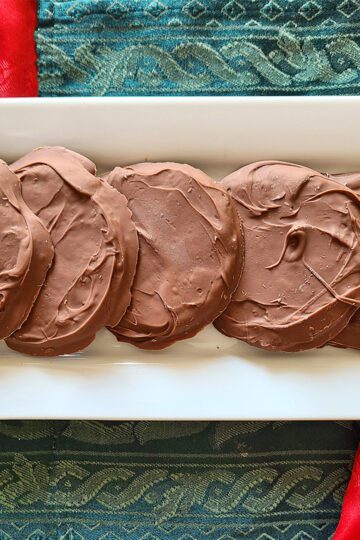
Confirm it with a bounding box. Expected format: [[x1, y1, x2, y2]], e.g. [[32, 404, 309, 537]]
[[0, 420, 356, 539], [37, 0, 360, 96]]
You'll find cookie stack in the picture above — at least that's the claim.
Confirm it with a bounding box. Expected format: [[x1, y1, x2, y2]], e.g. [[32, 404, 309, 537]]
[[2, 147, 360, 356]]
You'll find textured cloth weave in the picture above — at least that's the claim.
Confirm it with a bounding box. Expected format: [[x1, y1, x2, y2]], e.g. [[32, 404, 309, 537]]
[[0, 420, 356, 539], [37, 0, 360, 96]]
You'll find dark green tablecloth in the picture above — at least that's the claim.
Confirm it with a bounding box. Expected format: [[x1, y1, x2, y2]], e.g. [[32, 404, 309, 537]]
[[0, 421, 357, 539], [28, 1, 360, 538]]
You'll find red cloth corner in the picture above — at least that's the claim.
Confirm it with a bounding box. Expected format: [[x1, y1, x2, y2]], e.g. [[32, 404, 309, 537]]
[[0, 0, 38, 97], [334, 445, 360, 539]]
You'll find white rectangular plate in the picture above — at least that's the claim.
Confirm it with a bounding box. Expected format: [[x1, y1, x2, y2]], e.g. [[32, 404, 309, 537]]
[[0, 96, 360, 420]]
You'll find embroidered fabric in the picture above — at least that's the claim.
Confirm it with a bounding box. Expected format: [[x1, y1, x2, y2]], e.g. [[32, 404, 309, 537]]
[[37, 0, 360, 96], [0, 420, 355, 539]]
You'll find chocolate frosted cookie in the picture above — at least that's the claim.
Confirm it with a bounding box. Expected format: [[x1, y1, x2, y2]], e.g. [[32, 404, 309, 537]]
[[214, 161, 360, 352], [326, 171, 360, 350], [105, 162, 244, 349], [6, 147, 138, 356], [0, 161, 53, 338]]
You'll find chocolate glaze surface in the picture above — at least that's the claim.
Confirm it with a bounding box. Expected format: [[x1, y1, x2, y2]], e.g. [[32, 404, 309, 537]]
[[328, 171, 360, 192], [326, 171, 360, 349], [105, 162, 244, 349], [6, 147, 138, 356], [0, 161, 53, 338], [214, 161, 360, 352]]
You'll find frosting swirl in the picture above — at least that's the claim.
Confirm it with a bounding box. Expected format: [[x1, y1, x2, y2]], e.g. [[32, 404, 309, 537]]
[[105, 162, 244, 349], [215, 161, 360, 352], [6, 147, 138, 356], [0, 160, 53, 338], [326, 171, 360, 349]]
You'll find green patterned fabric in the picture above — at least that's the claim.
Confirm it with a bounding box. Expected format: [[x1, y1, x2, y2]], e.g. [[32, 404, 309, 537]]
[[33, 2, 360, 539], [37, 0, 360, 96], [0, 420, 356, 539]]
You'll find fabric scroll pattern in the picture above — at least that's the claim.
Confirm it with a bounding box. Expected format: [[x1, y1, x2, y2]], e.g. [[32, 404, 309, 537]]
[[37, 0, 360, 96], [0, 420, 356, 539]]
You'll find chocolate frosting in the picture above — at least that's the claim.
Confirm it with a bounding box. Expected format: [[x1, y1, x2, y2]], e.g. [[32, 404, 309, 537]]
[[105, 162, 244, 349], [326, 171, 360, 349], [328, 171, 360, 192], [6, 147, 138, 356], [0, 161, 53, 338], [214, 161, 360, 352]]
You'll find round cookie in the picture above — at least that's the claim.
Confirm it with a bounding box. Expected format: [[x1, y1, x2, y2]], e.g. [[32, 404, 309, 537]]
[[326, 171, 360, 349], [214, 161, 360, 352], [104, 162, 244, 349], [6, 147, 138, 356], [0, 160, 53, 338]]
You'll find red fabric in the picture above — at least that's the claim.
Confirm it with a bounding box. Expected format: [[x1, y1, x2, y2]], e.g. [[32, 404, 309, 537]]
[[334, 446, 360, 539], [0, 0, 38, 97]]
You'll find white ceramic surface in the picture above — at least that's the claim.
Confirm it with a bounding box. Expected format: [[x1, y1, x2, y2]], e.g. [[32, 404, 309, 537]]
[[0, 96, 359, 420]]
